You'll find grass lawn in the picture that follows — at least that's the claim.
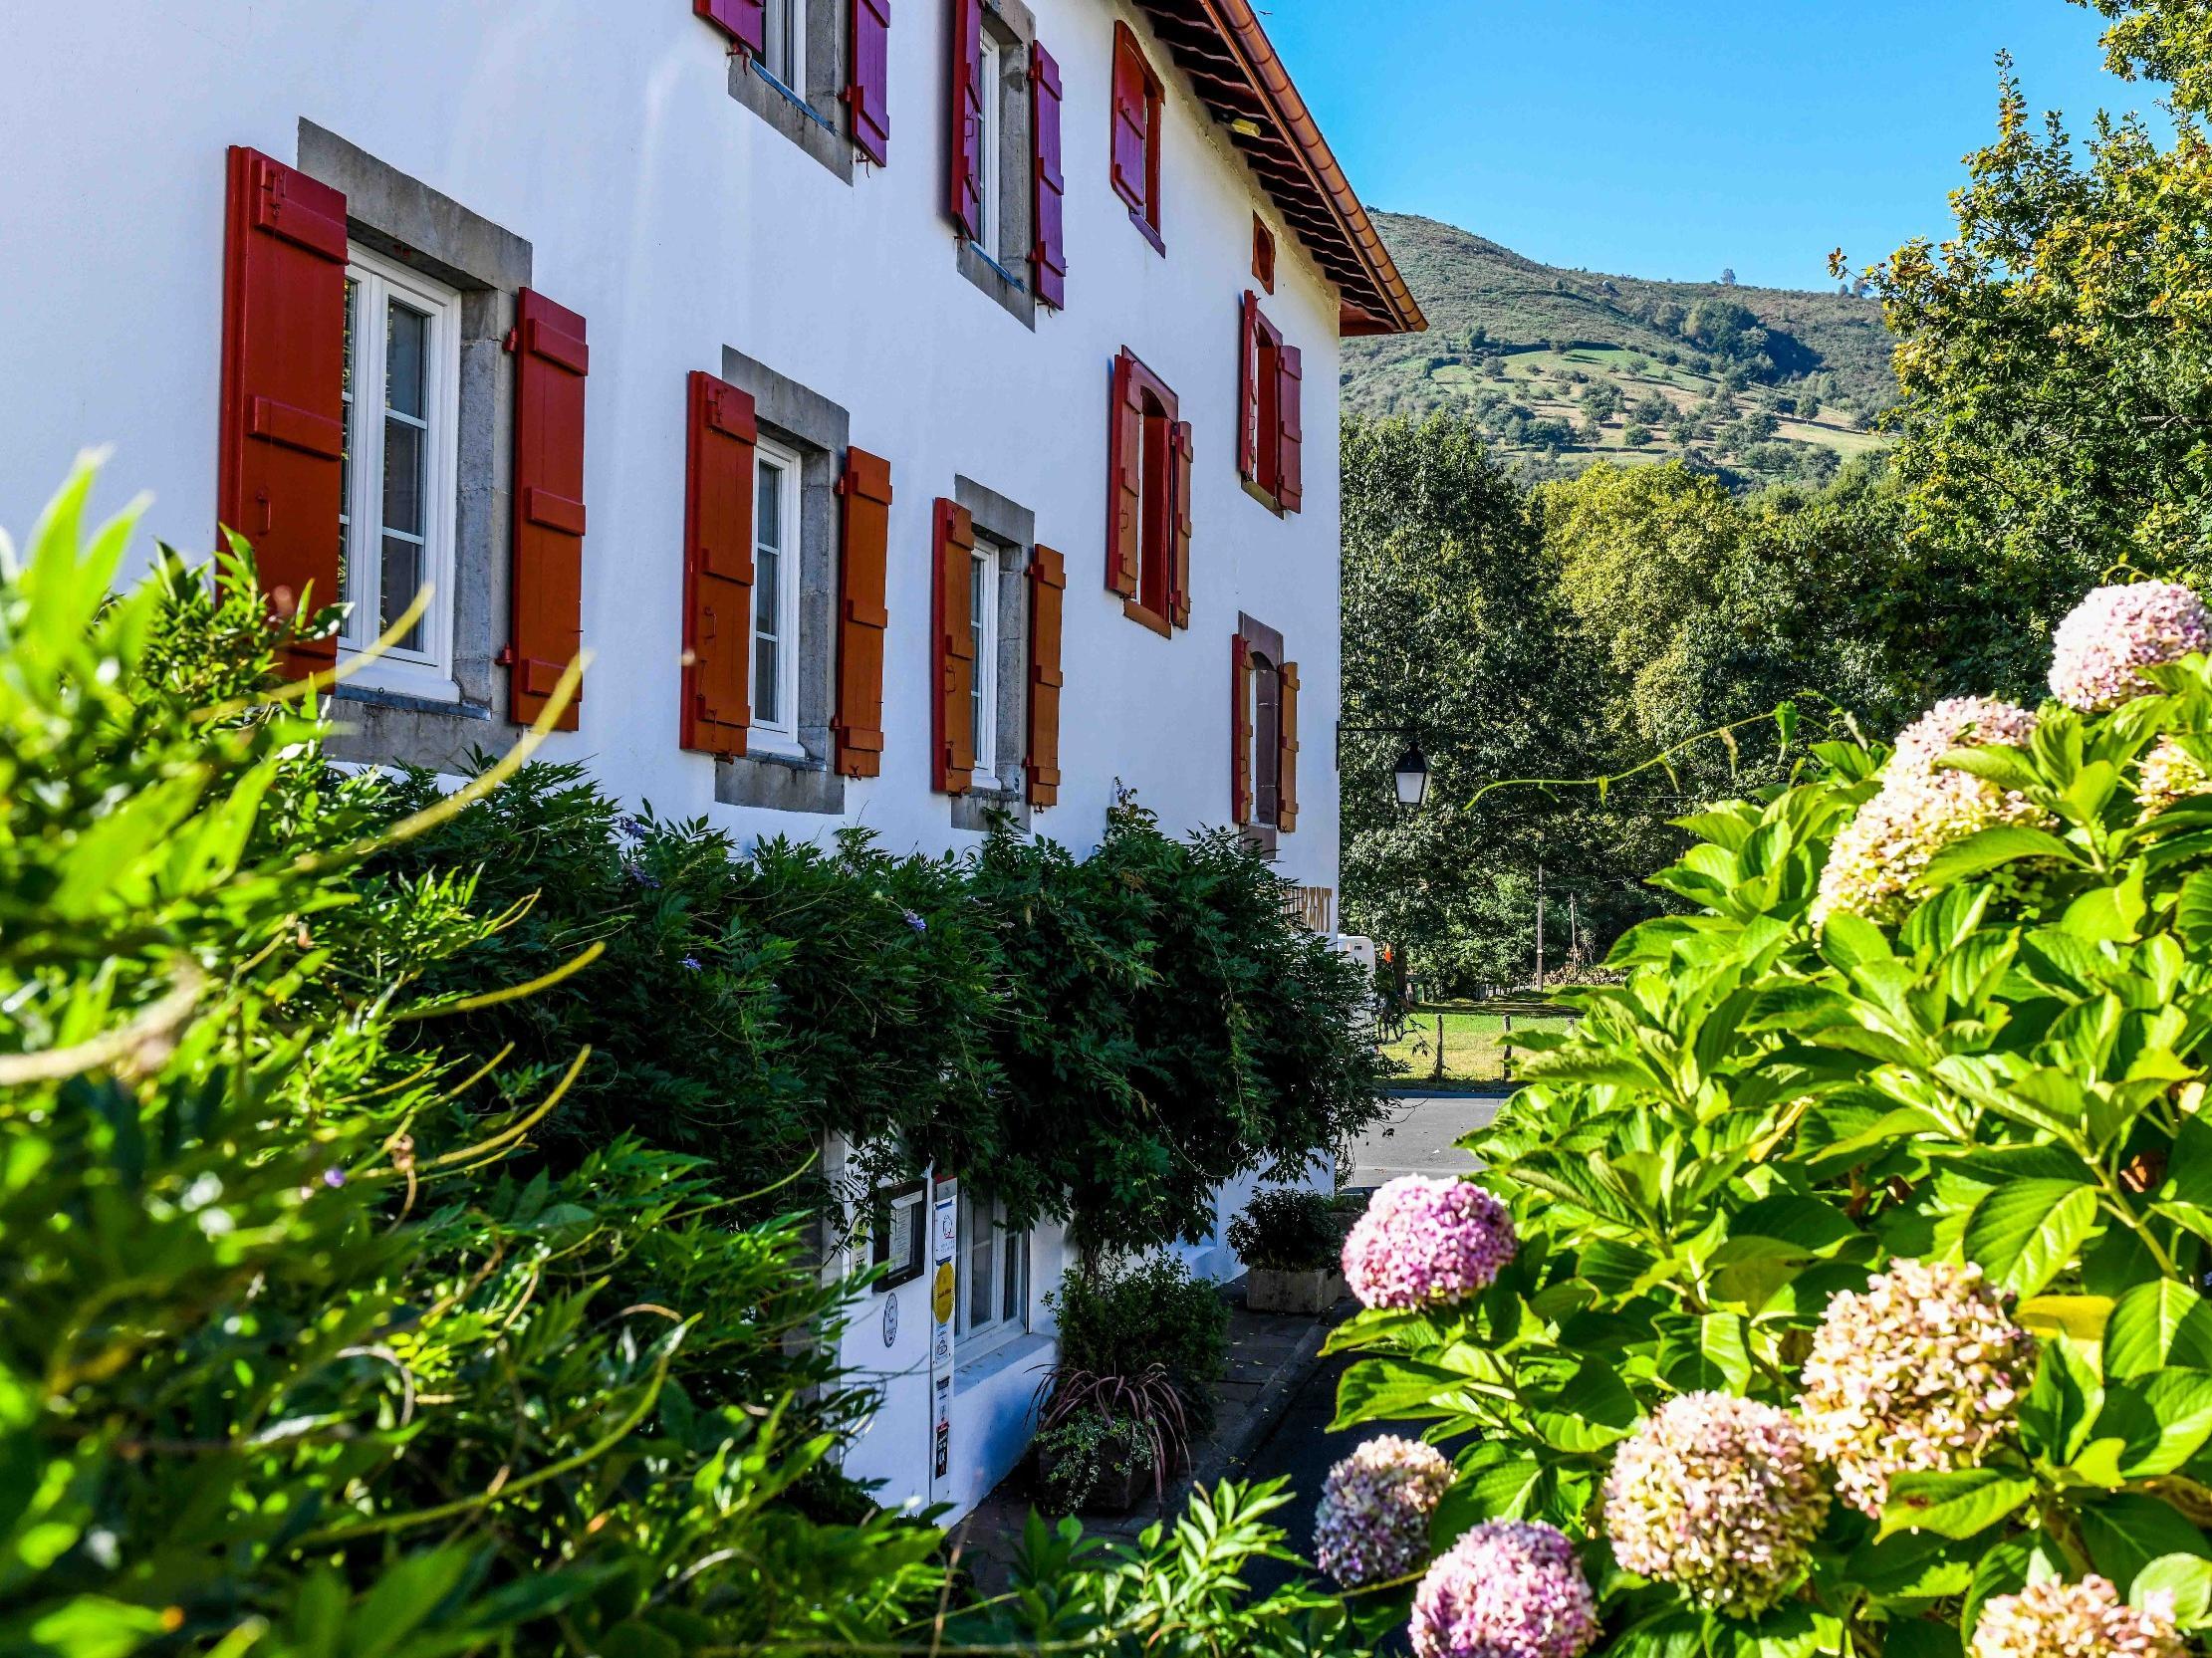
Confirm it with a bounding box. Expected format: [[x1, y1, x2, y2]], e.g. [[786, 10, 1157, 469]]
[[1379, 1003, 1577, 1087]]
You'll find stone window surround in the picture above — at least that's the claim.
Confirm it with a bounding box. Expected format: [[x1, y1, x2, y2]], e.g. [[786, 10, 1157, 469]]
[[954, 0, 1039, 331], [950, 475, 1035, 833], [714, 347, 852, 818], [1238, 610, 1284, 858], [297, 119, 533, 777], [727, 0, 856, 183]]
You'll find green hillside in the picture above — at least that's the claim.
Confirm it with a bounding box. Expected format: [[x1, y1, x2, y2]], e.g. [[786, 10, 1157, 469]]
[[1346, 212, 1898, 490]]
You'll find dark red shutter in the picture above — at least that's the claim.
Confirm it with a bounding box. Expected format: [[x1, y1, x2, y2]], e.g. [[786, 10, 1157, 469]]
[[1109, 24, 1148, 215], [1238, 291, 1262, 488], [1030, 42, 1067, 309], [1277, 345, 1304, 513], [1231, 633, 1253, 826], [218, 146, 348, 679], [834, 447, 894, 777], [1277, 660, 1300, 831], [948, 0, 984, 239], [696, 0, 766, 54], [1253, 217, 1276, 293], [681, 371, 757, 758], [1105, 353, 1141, 598], [1169, 420, 1193, 629], [505, 289, 590, 730], [931, 499, 977, 794], [1027, 544, 1065, 808], [846, 0, 891, 166]]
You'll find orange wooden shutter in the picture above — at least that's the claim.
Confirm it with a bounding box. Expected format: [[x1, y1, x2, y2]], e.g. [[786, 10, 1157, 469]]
[[834, 447, 893, 777], [1026, 543, 1065, 807], [505, 289, 590, 730], [1230, 632, 1253, 826], [1169, 420, 1193, 629], [1029, 42, 1067, 309], [931, 499, 977, 794], [1277, 344, 1305, 514], [1237, 291, 1262, 489], [846, 0, 891, 166], [1105, 353, 1142, 597], [1277, 660, 1300, 831], [217, 146, 348, 679], [681, 370, 756, 758], [948, 0, 985, 239]]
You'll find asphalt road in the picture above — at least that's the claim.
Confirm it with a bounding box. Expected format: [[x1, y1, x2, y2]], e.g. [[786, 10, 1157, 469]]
[[1346, 1088, 1509, 1187]]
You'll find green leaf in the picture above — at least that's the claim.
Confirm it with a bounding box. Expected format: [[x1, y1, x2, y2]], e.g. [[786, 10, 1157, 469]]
[[1922, 825, 2079, 885], [2133, 1555, 2212, 1629], [2105, 1281, 2212, 1379], [2078, 1494, 2212, 1588], [1877, 1468, 2036, 1540], [2123, 1370, 2212, 1476], [1963, 1179, 2097, 1297], [2020, 1338, 2103, 1467]]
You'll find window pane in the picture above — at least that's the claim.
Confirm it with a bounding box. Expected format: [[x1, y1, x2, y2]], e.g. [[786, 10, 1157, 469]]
[[380, 535, 425, 651], [970, 555, 989, 761], [967, 1228, 994, 1330], [754, 633, 779, 726], [385, 301, 427, 420], [1003, 1231, 1025, 1324], [381, 415, 424, 539], [756, 461, 784, 550]]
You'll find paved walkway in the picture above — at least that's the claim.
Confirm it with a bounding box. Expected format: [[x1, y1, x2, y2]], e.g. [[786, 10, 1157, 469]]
[[1348, 1087, 1508, 1184]]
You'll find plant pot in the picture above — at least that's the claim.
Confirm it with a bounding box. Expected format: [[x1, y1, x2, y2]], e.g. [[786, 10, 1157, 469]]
[[1034, 1443, 1149, 1516], [1244, 1266, 1341, 1314]]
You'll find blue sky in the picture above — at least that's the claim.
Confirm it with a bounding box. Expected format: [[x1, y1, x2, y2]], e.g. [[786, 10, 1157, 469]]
[[1262, 1, 2172, 291]]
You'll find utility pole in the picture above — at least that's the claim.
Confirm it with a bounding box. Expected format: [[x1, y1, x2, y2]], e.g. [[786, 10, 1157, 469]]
[[1534, 862, 1546, 994], [1568, 891, 1580, 973]]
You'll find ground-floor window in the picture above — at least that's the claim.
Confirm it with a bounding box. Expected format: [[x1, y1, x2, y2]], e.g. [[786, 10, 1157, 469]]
[[957, 1190, 1029, 1355]]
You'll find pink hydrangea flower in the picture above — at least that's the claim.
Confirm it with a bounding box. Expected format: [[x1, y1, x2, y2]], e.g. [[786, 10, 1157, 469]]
[[1343, 1176, 1517, 1310], [2050, 582, 2212, 711], [1796, 1259, 2034, 1517], [1815, 698, 2047, 926], [1410, 1521, 1600, 1658], [1603, 1392, 1829, 1615], [1314, 1435, 1455, 1586], [1972, 1575, 2184, 1658]]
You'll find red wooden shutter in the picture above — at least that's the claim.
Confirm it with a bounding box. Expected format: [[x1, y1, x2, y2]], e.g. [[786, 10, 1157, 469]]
[[681, 371, 757, 758], [1253, 217, 1277, 293], [1029, 42, 1067, 309], [931, 499, 977, 794], [846, 0, 891, 166], [505, 289, 590, 730], [948, 0, 985, 239], [1108, 24, 1149, 215], [1105, 353, 1142, 598], [1230, 633, 1253, 826], [834, 447, 894, 777], [1237, 292, 1262, 488], [218, 145, 348, 679], [1277, 345, 1304, 514], [1169, 420, 1193, 629], [1027, 543, 1065, 808], [696, 0, 766, 54], [1277, 660, 1300, 831]]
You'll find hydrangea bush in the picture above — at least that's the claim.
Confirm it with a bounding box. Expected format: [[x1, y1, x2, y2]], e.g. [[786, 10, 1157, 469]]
[[1315, 1435, 1457, 1586], [1330, 582, 2212, 1658]]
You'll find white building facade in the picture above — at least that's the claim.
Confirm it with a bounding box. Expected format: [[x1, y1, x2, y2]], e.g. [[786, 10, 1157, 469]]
[[1, 0, 1419, 1519]]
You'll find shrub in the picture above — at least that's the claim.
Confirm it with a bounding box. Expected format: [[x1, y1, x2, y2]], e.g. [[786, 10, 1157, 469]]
[[1051, 1256, 1229, 1423], [1331, 580, 2212, 1655], [1227, 1187, 1341, 1272]]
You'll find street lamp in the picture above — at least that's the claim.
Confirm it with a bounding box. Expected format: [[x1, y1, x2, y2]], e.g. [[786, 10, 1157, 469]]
[[1392, 745, 1431, 811]]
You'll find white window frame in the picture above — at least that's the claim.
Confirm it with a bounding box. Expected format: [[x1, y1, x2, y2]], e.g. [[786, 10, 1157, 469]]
[[762, 0, 807, 97], [750, 436, 805, 752], [956, 1190, 1030, 1360], [969, 537, 1001, 789], [974, 33, 1003, 257], [339, 245, 461, 703]]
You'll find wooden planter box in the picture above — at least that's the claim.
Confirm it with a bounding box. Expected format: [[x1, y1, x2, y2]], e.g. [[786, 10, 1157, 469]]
[[1244, 1266, 1347, 1314], [1035, 1443, 1149, 1516]]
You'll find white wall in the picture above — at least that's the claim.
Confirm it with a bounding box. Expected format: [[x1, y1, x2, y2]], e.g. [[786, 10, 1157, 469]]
[[0, 0, 1343, 897], [1, 0, 1352, 1525]]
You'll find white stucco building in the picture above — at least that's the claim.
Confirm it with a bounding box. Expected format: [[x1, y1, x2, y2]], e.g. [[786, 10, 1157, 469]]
[[1, 0, 1420, 1518]]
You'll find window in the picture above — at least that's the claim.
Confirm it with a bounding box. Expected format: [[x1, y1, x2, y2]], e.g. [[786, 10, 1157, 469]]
[[1109, 22, 1164, 251], [761, 0, 806, 93], [1239, 294, 1305, 514], [338, 246, 461, 701], [751, 436, 804, 747], [1253, 216, 1276, 293], [1106, 350, 1189, 634], [974, 33, 1002, 256], [969, 538, 1001, 787], [957, 1189, 1029, 1354], [1249, 649, 1283, 827]]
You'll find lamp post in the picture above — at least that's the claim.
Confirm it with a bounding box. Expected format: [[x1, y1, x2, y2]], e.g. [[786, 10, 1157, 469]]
[[1391, 745, 1430, 811]]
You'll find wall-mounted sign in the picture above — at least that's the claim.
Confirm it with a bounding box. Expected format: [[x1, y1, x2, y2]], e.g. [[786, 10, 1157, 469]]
[[868, 1178, 928, 1292], [929, 1177, 959, 1501], [880, 1293, 899, 1348]]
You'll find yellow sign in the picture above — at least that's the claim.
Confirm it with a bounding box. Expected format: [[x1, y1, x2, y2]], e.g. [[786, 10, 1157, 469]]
[[932, 1261, 956, 1325]]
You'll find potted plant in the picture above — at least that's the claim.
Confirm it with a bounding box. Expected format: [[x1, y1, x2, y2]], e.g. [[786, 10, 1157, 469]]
[[1031, 1365, 1187, 1516], [1227, 1187, 1346, 1313]]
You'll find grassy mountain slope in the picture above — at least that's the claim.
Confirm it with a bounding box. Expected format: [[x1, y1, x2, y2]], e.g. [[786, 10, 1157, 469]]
[[1346, 212, 1898, 489]]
